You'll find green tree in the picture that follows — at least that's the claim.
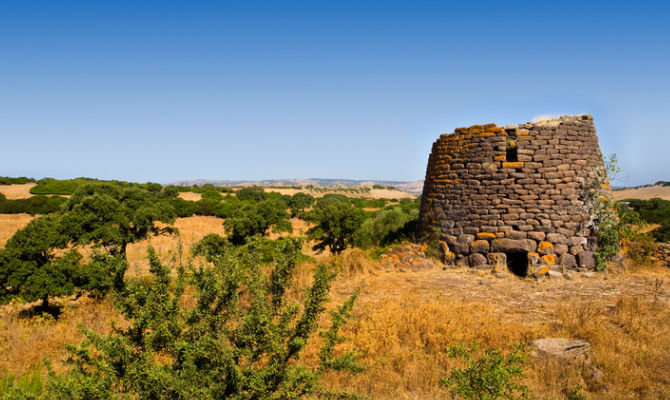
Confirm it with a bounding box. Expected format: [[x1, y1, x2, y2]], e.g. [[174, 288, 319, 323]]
[[59, 183, 177, 259], [225, 200, 292, 245], [48, 239, 362, 399], [192, 233, 230, 262], [307, 201, 365, 254], [236, 186, 267, 202], [354, 206, 418, 249], [0, 215, 85, 308], [288, 193, 314, 217]]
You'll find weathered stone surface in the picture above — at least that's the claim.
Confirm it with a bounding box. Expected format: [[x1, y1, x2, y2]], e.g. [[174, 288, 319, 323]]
[[531, 265, 549, 277], [469, 253, 487, 267], [531, 338, 591, 360], [417, 115, 604, 277], [527, 231, 546, 241], [487, 252, 507, 267], [561, 253, 577, 270], [578, 251, 596, 270], [491, 238, 537, 253], [470, 240, 490, 253]]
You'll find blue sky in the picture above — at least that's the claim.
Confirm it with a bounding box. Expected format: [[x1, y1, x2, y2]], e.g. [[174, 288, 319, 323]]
[[0, 0, 668, 186]]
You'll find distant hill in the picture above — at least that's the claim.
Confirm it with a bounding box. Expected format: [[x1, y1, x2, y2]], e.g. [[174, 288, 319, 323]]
[[169, 178, 425, 194]]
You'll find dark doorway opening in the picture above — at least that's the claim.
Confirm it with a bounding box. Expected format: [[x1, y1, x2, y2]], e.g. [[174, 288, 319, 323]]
[[507, 251, 528, 277], [506, 147, 518, 162]]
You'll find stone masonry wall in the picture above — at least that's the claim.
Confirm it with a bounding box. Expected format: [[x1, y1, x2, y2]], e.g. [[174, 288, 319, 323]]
[[417, 115, 605, 274]]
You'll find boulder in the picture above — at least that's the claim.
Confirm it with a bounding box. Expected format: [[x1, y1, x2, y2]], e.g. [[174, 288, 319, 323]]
[[578, 251, 596, 270], [469, 253, 487, 267], [530, 338, 591, 360], [561, 253, 578, 270], [530, 338, 604, 386]]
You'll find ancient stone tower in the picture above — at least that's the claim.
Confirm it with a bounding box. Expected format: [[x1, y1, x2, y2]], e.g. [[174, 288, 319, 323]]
[[417, 115, 605, 276]]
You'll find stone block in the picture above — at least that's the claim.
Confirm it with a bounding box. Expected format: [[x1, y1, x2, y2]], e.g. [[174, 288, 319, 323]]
[[470, 240, 490, 253], [491, 238, 537, 253]]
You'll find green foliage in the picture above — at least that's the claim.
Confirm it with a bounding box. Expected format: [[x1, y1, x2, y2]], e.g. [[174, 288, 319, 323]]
[[0, 176, 35, 185], [306, 201, 366, 254], [192, 234, 230, 262], [354, 206, 418, 249], [29, 178, 94, 195], [59, 182, 177, 258], [46, 240, 361, 399], [563, 385, 586, 400], [288, 193, 314, 217], [225, 200, 292, 245], [0, 365, 45, 399], [236, 186, 267, 202], [440, 343, 532, 400], [201, 190, 224, 201], [588, 154, 638, 271], [0, 216, 87, 307], [622, 198, 670, 224], [0, 195, 67, 215], [622, 197, 670, 242]]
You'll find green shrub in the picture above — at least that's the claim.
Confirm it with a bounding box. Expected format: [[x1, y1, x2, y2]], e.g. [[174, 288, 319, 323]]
[[29, 178, 92, 195], [201, 190, 224, 201], [0, 176, 35, 185], [0, 365, 45, 399], [439, 343, 532, 400], [0, 195, 67, 215], [47, 241, 362, 399]]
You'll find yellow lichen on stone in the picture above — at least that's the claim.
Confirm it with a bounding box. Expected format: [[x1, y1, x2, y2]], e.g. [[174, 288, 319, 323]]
[[494, 155, 506, 161], [537, 241, 554, 254], [517, 129, 529, 135], [534, 265, 549, 275], [541, 254, 557, 265], [502, 162, 524, 169], [476, 232, 497, 240]]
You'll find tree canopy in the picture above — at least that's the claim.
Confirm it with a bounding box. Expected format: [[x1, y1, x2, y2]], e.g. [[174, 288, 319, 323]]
[[306, 201, 365, 254]]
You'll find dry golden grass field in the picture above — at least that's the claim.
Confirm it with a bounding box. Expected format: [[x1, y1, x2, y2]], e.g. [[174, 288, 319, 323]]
[[1, 250, 668, 399], [0, 183, 35, 199], [1, 183, 670, 398], [0, 213, 36, 247], [613, 184, 670, 201], [264, 186, 418, 199]]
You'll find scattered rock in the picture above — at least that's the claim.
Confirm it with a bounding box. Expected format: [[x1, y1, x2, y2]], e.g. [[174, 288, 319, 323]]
[[577, 252, 596, 270], [495, 272, 506, 278], [547, 270, 563, 279], [530, 338, 605, 386], [531, 338, 591, 359], [530, 265, 549, 278]]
